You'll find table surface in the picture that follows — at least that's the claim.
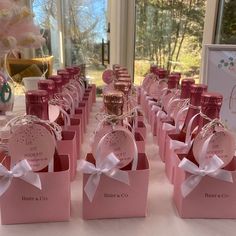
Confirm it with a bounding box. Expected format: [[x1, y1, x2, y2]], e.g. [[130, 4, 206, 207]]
[[1, 97, 236, 236]]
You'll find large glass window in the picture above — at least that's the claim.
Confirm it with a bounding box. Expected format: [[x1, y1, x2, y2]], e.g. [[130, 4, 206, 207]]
[[134, 0, 206, 85], [215, 0, 236, 44], [32, 0, 108, 88]]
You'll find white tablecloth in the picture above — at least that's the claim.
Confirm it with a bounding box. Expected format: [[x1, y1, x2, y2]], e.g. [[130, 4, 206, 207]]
[[1, 98, 236, 236]]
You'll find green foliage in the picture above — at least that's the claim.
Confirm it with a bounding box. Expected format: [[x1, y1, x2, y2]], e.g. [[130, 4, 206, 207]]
[[135, 0, 206, 76]]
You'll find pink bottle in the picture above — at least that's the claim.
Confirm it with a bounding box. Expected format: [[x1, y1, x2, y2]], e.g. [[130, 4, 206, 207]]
[[38, 79, 56, 100], [92, 91, 124, 154], [48, 75, 63, 93]]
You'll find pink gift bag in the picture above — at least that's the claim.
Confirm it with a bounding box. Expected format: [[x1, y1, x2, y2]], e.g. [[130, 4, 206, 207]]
[[82, 153, 149, 219], [173, 154, 236, 218], [78, 102, 87, 131], [57, 131, 77, 181], [135, 121, 146, 141], [74, 108, 85, 136], [135, 132, 145, 153], [63, 117, 81, 159], [0, 155, 71, 224]]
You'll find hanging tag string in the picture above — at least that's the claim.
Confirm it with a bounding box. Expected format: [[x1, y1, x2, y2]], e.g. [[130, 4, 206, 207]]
[[199, 111, 225, 138]]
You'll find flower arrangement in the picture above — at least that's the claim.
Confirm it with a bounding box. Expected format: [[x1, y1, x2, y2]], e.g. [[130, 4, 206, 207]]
[[0, 0, 45, 58], [0, 0, 45, 113]]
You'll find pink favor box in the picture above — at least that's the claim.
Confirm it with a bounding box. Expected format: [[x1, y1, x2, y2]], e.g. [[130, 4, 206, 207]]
[[74, 108, 85, 138], [0, 155, 71, 224], [57, 131, 77, 181], [78, 102, 87, 132], [83, 153, 149, 219], [135, 132, 145, 153], [165, 133, 187, 184], [135, 121, 146, 141], [63, 117, 81, 159], [174, 155, 236, 219]]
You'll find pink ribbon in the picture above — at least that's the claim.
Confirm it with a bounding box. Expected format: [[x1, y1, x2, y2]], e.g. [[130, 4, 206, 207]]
[[78, 153, 130, 202], [0, 159, 42, 197]]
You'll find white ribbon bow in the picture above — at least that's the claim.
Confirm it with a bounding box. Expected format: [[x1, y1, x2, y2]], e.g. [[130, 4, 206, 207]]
[[78, 153, 130, 202], [0, 160, 42, 197], [156, 110, 167, 119], [179, 155, 233, 197]]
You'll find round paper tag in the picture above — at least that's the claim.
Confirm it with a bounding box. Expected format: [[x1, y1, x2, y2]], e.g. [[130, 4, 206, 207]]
[[96, 128, 136, 169], [102, 69, 114, 84], [193, 129, 235, 167], [49, 104, 60, 122], [9, 124, 56, 171]]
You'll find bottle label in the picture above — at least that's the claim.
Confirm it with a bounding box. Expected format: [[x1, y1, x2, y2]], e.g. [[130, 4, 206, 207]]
[[9, 124, 56, 171], [193, 127, 235, 168], [95, 128, 136, 169]]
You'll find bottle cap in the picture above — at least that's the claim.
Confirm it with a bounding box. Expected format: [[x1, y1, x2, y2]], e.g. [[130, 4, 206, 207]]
[[190, 84, 208, 94], [38, 79, 55, 92], [57, 70, 71, 84], [114, 81, 131, 94], [181, 79, 195, 98], [158, 69, 168, 78], [103, 92, 124, 116], [201, 92, 223, 106], [25, 90, 49, 103], [168, 74, 180, 89]]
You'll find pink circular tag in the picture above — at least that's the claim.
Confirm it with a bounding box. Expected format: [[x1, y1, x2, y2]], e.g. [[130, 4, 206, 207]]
[[49, 104, 60, 122], [9, 124, 56, 171], [102, 69, 114, 84], [193, 129, 235, 167], [95, 128, 136, 169]]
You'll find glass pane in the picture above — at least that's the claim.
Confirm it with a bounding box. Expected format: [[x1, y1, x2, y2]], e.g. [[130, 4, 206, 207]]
[[134, 0, 206, 85], [215, 0, 236, 44], [63, 0, 108, 90], [32, 0, 61, 71]]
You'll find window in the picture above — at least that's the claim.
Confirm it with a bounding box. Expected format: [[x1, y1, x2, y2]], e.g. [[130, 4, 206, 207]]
[[32, 0, 108, 88], [215, 0, 236, 44], [134, 0, 206, 85]]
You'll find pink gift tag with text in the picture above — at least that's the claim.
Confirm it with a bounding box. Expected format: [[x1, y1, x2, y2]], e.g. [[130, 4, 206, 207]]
[[193, 128, 235, 168], [96, 128, 136, 169], [9, 124, 56, 171]]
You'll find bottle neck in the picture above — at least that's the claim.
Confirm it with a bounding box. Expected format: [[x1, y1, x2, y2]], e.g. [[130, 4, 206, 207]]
[[180, 93, 202, 133], [197, 105, 221, 133], [26, 102, 49, 120]]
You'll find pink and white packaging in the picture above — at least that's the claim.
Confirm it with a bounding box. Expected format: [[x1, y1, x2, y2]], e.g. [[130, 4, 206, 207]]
[[63, 117, 81, 159], [82, 153, 149, 219], [78, 102, 88, 131], [74, 108, 85, 137], [134, 121, 146, 141], [150, 105, 161, 135], [173, 154, 236, 218], [0, 155, 71, 224], [57, 131, 77, 181], [82, 97, 89, 125], [135, 132, 145, 153]]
